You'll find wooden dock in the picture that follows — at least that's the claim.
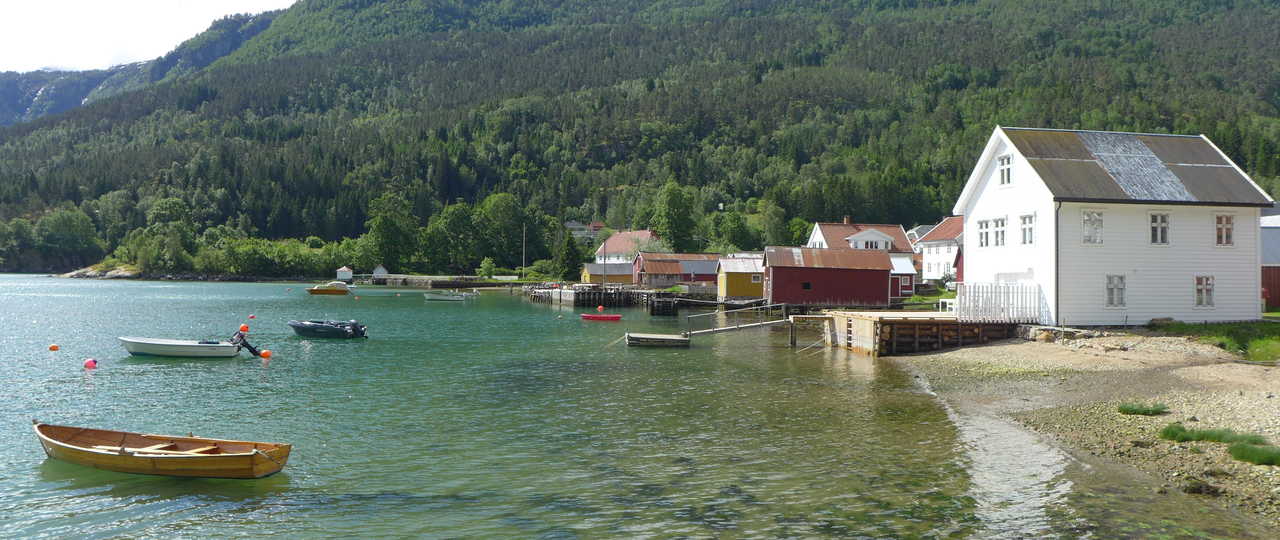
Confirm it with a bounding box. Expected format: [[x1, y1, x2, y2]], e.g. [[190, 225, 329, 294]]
[[826, 311, 1016, 357], [625, 332, 690, 347]]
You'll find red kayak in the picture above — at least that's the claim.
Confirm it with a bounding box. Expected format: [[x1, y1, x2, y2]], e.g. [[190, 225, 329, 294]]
[[581, 313, 622, 321]]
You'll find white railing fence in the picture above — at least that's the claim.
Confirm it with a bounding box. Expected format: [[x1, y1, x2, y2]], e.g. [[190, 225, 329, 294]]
[[955, 282, 1044, 323]]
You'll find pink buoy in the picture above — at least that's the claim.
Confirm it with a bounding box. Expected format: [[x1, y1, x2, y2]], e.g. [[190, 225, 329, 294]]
[[83, 358, 98, 369], [597, 305, 605, 312], [249, 314, 256, 319]]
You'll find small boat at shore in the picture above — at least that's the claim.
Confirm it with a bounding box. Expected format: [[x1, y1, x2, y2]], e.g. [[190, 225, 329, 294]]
[[307, 281, 353, 295], [119, 336, 243, 358], [581, 313, 622, 321], [423, 290, 477, 302], [288, 319, 368, 338], [32, 420, 292, 479]]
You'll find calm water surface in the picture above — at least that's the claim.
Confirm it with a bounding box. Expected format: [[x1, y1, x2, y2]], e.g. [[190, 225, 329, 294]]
[[0, 275, 1270, 538]]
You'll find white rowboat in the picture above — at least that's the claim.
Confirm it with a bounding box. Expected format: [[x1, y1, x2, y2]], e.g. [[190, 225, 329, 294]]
[[118, 337, 244, 358]]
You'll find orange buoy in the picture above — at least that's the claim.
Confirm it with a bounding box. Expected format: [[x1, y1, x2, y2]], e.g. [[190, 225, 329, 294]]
[[597, 305, 605, 312], [260, 350, 272, 359], [239, 324, 250, 332], [48, 344, 60, 351]]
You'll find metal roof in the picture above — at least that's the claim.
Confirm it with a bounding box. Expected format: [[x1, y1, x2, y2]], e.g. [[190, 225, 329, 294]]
[[765, 247, 891, 271], [679, 260, 720, 275], [583, 263, 631, 275], [718, 258, 764, 273], [643, 260, 683, 274], [1003, 128, 1271, 207]]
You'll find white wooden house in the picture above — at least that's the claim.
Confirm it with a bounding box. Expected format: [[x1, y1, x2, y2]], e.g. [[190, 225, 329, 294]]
[[905, 224, 934, 252], [917, 216, 963, 282], [953, 126, 1273, 326], [806, 220, 918, 299]]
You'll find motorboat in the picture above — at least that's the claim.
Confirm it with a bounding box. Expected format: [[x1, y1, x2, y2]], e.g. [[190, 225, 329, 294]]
[[120, 337, 243, 358], [423, 290, 477, 302], [306, 281, 353, 295], [33, 421, 291, 479], [288, 319, 368, 339], [119, 330, 261, 358]]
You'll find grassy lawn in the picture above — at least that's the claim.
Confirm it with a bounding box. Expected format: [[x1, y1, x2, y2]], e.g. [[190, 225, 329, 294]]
[[1148, 320, 1280, 364], [901, 289, 956, 310]]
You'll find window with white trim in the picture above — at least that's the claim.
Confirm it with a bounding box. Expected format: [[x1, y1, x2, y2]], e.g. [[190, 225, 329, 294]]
[[751, 274, 762, 283], [1083, 211, 1103, 244], [1195, 276, 1214, 307], [998, 155, 1012, 185], [1020, 214, 1035, 245], [978, 220, 990, 247], [1215, 215, 1234, 246], [1149, 213, 1169, 245], [993, 217, 1006, 246], [1106, 275, 1125, 307]]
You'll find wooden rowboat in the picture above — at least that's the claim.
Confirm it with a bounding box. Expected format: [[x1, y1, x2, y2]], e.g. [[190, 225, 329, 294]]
[[32, 421, 292, 479]]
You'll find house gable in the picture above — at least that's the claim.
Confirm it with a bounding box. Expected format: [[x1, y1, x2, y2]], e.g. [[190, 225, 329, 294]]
[[844, 229, 895, 250]]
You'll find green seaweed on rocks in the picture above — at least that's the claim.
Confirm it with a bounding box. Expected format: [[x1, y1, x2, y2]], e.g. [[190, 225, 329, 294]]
[[1117, 402, 1169, 416], [1229, 444, 1280, 466], [1159, 423, 1267, 445]]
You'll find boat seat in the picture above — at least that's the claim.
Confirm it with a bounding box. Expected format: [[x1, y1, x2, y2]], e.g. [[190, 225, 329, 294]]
[[138, 443, 177, 451], [183, 446, 218, 454]]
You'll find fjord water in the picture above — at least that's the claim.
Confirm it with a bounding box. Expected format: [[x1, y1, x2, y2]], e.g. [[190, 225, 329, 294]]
[[0, 275, 1269, 538]]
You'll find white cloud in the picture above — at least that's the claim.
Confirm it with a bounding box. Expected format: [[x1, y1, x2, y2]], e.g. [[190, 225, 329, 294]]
[[0, 0, 298, 73]]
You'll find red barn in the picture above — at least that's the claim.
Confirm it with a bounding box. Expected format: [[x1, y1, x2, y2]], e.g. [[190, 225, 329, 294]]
[[763, 247, 892, 306]]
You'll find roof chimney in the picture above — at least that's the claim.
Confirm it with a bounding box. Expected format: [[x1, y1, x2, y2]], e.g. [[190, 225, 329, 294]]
[[842, 216, 851, 225]]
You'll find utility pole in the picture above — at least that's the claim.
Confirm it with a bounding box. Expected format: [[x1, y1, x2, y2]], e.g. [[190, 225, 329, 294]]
[[521, 223, 526, 279]]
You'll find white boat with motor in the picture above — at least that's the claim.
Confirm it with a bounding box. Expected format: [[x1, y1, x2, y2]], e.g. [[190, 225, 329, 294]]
[[119, 331, 262, 358], [423, 290, 479, 302]]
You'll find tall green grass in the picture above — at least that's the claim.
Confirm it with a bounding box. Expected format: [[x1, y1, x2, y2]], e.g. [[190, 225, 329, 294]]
[[1148, 321, 1280, 363], [1159, 423, 1267, 445], [1229, 444, 1280, 466], [1117, 402, 1169, 416]]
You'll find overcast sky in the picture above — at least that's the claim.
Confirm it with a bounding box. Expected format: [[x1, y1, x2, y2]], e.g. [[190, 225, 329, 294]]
[[0, 1, 298, 73]]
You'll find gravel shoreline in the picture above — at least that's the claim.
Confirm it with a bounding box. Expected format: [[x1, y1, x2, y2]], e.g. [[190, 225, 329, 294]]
[[892, 334, 1280, 529]]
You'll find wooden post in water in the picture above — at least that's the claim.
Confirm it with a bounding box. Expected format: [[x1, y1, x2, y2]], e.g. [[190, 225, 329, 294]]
[[789, 320, 796, 347]]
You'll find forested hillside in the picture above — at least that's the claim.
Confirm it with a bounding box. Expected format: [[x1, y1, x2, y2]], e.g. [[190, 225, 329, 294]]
[[1, 0, 1278, 275]]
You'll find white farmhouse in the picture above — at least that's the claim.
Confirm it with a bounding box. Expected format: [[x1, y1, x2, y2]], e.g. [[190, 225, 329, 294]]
[[953, 127, 1273, 326], [917, 216, 963, 282]]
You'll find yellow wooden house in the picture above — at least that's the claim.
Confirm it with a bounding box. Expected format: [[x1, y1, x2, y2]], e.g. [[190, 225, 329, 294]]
[[581, 263, 633, 284], [717, 257, 764, 301]]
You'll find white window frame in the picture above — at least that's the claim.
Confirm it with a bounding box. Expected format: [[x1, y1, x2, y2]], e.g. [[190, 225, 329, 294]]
[[1082, 210, 1103, 245], [993, 217, 1007, 247], [1020, 214, 1035, 245], [1105, 274, 1125, 308], [997, 155, 1013, 185], [1195, 275, 1214, 308], [977, 220, 990, 247], [1215, 214, 1234, 247], [1149, 212, 1170, 246], [751, 274, 762, 283]]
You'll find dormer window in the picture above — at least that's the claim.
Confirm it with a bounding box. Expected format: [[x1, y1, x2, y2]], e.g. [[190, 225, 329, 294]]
[[998, 155, 1013, 185]]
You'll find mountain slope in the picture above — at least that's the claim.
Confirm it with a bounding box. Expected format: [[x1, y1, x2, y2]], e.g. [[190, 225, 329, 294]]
[[0, 10, 282, 126], [0, 0, 1278, 273]]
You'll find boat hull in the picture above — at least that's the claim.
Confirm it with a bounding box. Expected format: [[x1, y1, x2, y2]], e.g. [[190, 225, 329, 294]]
[[119, 337, 241, 358], [423, 293, 466, 301], [306, 288, 349, 295], [288, 320, 367, 338], [33, 423, 291, 479], [581, 314, 622, 321]]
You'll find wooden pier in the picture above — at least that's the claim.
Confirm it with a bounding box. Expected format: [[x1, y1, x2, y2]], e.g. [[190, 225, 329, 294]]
[[826, 311, 1016, 357]]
